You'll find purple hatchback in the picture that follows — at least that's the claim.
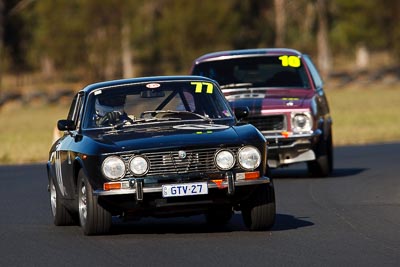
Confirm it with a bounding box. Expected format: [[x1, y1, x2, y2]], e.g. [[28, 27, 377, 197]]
[[191, 48, 333, 177]]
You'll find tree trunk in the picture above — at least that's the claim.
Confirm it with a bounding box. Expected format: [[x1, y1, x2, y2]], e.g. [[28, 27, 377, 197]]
[[355, 44, 369, 71], [121, 22, 134, 78], [0, 0, 4, 91], [316, 0, 331, 79], [41, 55, 55, 79], [274, 0, 286, 47]]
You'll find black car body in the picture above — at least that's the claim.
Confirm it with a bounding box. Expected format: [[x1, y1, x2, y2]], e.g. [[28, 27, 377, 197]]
[[191, 48, 333, 177], [47, 76, 275, 235]]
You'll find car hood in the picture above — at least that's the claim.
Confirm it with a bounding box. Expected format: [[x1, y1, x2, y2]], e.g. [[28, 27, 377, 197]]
[[224, 88, 314, 113], [86, 123, 242, 152]]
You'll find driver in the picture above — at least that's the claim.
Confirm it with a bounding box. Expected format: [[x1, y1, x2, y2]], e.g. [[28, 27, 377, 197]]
[[94, 94, 129, 126]]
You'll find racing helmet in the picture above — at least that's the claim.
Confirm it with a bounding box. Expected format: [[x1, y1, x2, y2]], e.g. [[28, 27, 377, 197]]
[[95, 94, 126, 117]]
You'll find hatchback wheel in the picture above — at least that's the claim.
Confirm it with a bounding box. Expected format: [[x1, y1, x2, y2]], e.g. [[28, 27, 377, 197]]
[[308, 133, 333, 177]]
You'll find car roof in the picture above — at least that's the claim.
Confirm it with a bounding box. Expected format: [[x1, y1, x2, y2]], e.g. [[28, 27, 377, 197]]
[[193, 48, 303, 64], [81, 75, 216, 94]]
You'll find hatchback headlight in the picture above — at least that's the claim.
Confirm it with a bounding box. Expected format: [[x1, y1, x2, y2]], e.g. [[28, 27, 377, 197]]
[[238, 146, 261, 170], [102, 156, 126, 181], [292, 112, 312, 133], [215, 149, 235, 170], [129, 156, 149, 176]]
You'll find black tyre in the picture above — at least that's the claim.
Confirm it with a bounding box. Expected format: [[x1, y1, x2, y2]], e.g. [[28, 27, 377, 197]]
[[205, 206, 233, 226], [49, 177, 75, 226], [308, 133, 333, 177], [78, 170, 112, 235], [241, 184, 276, 231]]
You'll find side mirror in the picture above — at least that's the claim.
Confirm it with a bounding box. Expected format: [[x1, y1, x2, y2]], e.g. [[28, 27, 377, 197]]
[[234, 106, 250, 120], [57, 119, 76, 131]]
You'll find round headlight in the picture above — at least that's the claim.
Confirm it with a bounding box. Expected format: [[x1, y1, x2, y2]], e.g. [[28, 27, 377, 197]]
[[215, 149, 235, 170], [129, 156, 149, 176], [292, 113, 312, 133], [102, 156, 126, 181], [238, 146, 261, 170]]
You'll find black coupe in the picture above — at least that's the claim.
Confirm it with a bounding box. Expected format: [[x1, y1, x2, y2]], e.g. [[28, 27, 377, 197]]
[[47, 76, 275, 235]]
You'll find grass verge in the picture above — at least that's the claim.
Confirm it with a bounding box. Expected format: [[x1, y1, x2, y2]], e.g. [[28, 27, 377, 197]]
[[327, 82, 400, 146], [0, 102, 68, 164]]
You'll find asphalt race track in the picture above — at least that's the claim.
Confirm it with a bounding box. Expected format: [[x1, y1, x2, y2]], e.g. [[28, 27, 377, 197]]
[[0, 143, 399, 266]]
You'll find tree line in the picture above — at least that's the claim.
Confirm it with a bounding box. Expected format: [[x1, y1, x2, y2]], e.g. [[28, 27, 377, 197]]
[[1, 0, 399, 89]]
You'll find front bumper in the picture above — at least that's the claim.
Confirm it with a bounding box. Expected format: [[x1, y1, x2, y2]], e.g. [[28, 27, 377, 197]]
[[93, 172, 271, 217], [94, 171, 270, 200], [265, 130, 321, 167]]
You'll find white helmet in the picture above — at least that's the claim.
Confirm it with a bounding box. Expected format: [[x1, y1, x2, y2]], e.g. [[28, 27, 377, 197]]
[[95, 94, 125, 117]]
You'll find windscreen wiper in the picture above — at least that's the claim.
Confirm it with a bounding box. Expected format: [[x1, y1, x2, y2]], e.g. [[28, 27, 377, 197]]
[[112, 116, 181, 130], [140, 110, 213, 123]]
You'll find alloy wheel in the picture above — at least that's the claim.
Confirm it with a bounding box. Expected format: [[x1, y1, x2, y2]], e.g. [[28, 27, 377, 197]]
[[79, 184, 88, 225]]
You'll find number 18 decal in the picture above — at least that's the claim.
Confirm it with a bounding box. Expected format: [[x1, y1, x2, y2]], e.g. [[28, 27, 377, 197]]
[[279, 55, 301, 68]]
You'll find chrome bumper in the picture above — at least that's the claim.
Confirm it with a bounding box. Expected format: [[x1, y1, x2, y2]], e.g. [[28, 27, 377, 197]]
[[94, 173, 270, 201], [264, 130, 321, 167], [263, 129, 321, 142]]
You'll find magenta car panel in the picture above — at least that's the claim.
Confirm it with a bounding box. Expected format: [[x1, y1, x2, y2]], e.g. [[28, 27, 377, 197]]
[[191, 48, 333, 177]]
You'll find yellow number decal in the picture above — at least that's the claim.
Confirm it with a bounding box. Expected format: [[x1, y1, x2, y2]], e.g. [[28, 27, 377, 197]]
[[204, 82, 213, 93], [278, 55, 301, 68], [191, 82, 203, 93], [191, 82, 213, 94]]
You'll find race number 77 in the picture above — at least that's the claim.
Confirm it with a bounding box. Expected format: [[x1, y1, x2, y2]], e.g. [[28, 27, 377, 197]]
[[191, 82, 214, 94]]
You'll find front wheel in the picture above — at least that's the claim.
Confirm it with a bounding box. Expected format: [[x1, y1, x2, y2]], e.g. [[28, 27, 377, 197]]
[[49, 177, 76, 226], [78, 170, 112, 235], [241, 184, 276, 231], [308, 133, 333, 177]]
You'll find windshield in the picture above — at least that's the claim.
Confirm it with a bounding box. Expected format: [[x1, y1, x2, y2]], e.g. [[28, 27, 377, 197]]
[[83, 80, 234, 129], [192, 56, 310, 89]]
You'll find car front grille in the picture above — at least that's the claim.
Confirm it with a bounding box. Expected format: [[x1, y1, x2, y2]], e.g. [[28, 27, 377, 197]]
[[245, 115, 286, 132], [121, 147, 240, 178]]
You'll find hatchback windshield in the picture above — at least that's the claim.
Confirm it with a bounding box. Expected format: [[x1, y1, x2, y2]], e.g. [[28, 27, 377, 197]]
[[192, 56, 310, 89], [83, 80, 234, 129]]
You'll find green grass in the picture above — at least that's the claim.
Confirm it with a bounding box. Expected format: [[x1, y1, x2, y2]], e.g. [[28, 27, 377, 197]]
[[1, 83, 400, 164], [327, 83, 400, 146], [0, 102, 69, 164]]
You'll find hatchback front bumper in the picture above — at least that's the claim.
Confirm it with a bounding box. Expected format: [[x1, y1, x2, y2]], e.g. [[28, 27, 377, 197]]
[[264, 130, 321, 167]]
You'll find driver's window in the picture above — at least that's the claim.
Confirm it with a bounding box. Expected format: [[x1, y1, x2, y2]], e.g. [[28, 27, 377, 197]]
[[67, 93, 83, 128], [67, 94, 78, 121]]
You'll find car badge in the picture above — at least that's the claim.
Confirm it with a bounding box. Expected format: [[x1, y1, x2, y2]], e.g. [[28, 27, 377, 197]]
[[178, 150, 187, 159], [286, 101, 294, 106]]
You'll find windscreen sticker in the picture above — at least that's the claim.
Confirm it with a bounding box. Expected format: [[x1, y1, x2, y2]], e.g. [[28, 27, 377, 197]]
[[195, 131, 213, 134], [191, 82, 213, 94], [282, 97, 299, 101], [279, 55, 301, 68], [146, 83, 161, 89]]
